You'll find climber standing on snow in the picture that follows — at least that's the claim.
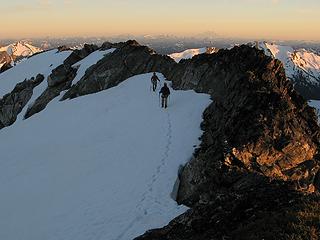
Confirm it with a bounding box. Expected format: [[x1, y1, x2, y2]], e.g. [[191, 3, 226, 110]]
[[151, 72, 160, 92], [159, 83, 171, 108]]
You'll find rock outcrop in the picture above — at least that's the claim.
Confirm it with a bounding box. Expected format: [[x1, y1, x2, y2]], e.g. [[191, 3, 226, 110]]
[[170, 46, 320, 199], [0, 74, 44, 129], [63, 44, 99, 66], [61, 40, 176, 100], [24, 44, 99, 119], [136, 45, 320, 239], [256, 42, 320, 101], [136, 180, 320, 240], [292, 73, 320, 101], [0, 51, 13, 73], [1, 41, 176, 121], [25, 41, 176, 118]]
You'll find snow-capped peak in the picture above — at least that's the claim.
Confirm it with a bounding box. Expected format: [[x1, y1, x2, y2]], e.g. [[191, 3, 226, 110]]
[[169, 47, 219, 63], [257, 41, 320, 86], [0, 41, 42, 58]]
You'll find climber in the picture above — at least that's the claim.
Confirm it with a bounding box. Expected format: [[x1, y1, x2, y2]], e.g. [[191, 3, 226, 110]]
[[159, 83, 171, 108], [151, 72, 160, 91]]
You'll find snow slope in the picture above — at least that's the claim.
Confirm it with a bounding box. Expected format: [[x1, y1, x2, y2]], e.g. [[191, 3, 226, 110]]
[[0, 49, 72, 98], [169, 47, 218, 63], [169, 48, 207, 63], [258, 42, 320, 85], [71, 48, 116, 85], [0, 41, 42, 57], [0, 73, 211, 240]]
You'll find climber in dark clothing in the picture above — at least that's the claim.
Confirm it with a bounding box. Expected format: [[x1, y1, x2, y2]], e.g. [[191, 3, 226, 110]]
[[151, 72, 160, 91], [159, 83, 171, 108]]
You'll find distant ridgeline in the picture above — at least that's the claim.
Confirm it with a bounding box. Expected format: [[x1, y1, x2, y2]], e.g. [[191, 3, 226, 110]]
[[0, 41, 43, 72], [169, 42, 320, 100]]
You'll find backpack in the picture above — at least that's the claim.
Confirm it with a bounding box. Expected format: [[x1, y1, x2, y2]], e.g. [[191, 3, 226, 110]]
[[161, 86, 170, 96]]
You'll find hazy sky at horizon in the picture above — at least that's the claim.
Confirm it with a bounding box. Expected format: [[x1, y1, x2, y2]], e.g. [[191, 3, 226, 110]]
[[1, 0, 320, 41]]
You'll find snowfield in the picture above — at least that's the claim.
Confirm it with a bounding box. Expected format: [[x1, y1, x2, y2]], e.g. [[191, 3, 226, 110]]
[[169, 47, 219, 63], [0, 73, 211, 240], [0, 49, 72, 97], [169, 48, 207, 63]]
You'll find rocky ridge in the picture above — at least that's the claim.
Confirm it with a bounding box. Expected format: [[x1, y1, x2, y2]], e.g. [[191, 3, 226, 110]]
[[136, 45, 320, 239], [61, 40, 176, 100], [257, 42, 320, 100], [0, 74, 44, 128], [0, 41, 319, 239]]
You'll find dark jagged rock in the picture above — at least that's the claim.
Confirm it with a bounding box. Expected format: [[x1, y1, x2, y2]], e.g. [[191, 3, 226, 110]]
[[61, 40, 176, 100], [0, 51, 13, 73], [63, 44, 99, 66], [25, 44, 99, 119], [57, 45, 70, 52], [293, 74, 320, 100], [136, 180, 320, 240], [170, 46, 320, 201], [136, 45, 320, 239], [47, 64, 77, 87], [0, 74, 44, 128], [4, 40, 176, 120], [0, 62, 12, 73], [24, 80, 72, 119], [100, 41, 132, 50]]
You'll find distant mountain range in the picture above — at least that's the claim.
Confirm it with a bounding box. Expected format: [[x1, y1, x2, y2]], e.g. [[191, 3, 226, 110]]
[[1, 39, 319, 99], [168, 42, 320, 100], [168, 47, 218, 63], [257, 42, 320, 100], [0, 41, 42, 72]]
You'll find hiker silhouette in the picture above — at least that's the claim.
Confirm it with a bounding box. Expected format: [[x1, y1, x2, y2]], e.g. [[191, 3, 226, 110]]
[[159, 83, 170, 108], [151, 72, 160, 92]]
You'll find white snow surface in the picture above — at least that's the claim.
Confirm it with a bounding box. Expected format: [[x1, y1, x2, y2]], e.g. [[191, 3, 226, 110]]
[[0, 41, 42, 57], [169, 47, 219, 63], [0, 49, 72, 98], [258, 42, 320, 85], [0, 73, 211, 240], [169, 48, 207, 63], [72, 48, 116, 85]]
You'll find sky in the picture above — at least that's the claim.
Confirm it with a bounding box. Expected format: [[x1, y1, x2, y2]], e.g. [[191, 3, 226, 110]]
[[1, 0, 320, 41]]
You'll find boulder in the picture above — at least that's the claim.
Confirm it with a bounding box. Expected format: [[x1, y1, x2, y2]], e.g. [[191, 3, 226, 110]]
[[47, 64, 77, 87], [0, 74, 44, 128], [63, 44, 99, 66]]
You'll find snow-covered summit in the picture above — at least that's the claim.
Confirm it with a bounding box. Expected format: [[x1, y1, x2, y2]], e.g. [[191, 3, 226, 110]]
[[256, 41, 320, 99], [169, 47, 219, 63], [0, 41, 42, 58], [0, 41, 43, 72]]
